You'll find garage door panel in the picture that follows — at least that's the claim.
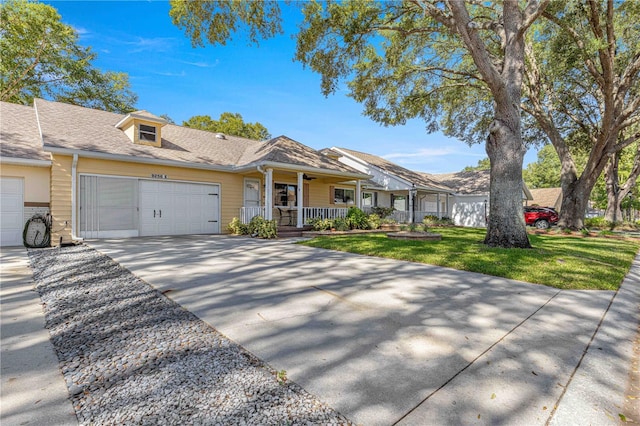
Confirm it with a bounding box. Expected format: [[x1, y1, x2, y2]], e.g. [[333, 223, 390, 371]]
[[139, 181, 219, 237], [0, 178, 24, 246]]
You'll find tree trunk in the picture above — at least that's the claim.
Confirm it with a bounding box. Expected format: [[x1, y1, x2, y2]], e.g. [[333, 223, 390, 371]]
[[558, 179, 592, 229], [604, 153, 622, 223], [484, 119, 531, 248]]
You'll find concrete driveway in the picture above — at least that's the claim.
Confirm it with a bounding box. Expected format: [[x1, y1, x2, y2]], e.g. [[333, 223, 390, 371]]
[[88, 235, 633, 425]]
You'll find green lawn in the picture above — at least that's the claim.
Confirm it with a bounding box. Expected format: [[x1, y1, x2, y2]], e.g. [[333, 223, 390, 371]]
[[299, 228, 640, 290]]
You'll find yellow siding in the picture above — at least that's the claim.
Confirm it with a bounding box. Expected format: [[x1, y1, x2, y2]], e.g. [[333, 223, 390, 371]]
[[0, 163, 50, 203], [76, 157, 244, 234], [50, 155, 73, 245]]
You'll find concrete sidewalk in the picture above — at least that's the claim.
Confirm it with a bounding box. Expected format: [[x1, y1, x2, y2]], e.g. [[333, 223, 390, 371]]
[[1, 236, 638, 425], [90, 236, 640, 425], [0, 247, 77, 426]]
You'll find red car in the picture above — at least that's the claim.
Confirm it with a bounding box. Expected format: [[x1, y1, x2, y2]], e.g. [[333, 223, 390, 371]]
[[524, 206, 559, 229]]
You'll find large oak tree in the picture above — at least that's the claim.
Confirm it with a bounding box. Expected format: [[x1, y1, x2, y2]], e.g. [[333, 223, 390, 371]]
[[171, 0, 550, 248], [0, 0, 137, 113], [522, 0, 640, 229]]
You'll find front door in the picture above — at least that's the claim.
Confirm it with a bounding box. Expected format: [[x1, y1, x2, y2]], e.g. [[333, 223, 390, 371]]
[[244, 178, 261, 207]]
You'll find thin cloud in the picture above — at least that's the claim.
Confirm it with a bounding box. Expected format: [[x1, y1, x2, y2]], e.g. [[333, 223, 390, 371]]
[[383, 147, 459, 160], [125, 36, 175, 53], [153, 70, 187, 77], [180, 59, 220, 68]]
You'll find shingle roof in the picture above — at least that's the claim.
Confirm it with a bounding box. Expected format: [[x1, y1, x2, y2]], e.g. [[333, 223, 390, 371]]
[[240, 136, 361, 174], [333, 147, 452, 192], [430, 170, 491, 194], [35, 98, 256, 167], [29, 99, 366, 177], [0, 101, 50, 161], [431, 170, 533, 200], [529, 188, 562, 209]]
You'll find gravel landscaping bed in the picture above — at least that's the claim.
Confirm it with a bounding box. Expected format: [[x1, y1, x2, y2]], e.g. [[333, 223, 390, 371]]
[[29, 245, 351, 425]]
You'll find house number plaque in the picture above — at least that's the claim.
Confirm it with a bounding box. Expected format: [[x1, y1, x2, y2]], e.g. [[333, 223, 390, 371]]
[[151, 174, 168, 179]]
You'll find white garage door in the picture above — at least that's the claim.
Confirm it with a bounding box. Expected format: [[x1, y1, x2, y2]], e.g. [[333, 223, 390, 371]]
[[139, 180, 220, 237], [0, 178, 24, 246]]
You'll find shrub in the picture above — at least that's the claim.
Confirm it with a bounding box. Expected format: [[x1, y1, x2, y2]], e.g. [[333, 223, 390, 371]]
[[584, 217, 616, 230], [308, 217, 333, 231], [371, 206, 395, 219], [367, 214, 381, 230], [346, 207, 370, 230], [248, 216, 278, 239], [332, 217, 350, 231], [227, 217, 248, 235], [422, 215, 439, 226]]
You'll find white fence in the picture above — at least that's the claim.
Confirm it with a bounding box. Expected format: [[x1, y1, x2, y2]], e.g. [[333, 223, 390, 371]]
[[239, 207, 266, 224], [240, 206, 444, 225], [239, 206, 348, 225]]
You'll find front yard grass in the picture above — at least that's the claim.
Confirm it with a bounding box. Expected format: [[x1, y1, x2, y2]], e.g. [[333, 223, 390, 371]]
[[299, 227, 640, 290]]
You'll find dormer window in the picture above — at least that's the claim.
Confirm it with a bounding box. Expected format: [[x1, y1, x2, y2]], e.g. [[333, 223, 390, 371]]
[[139, 124, 157, 142], [115, 110, 167, 148]]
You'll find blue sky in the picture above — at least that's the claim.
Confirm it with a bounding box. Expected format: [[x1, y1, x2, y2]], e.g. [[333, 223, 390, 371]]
[[45, 0, 539, 174]]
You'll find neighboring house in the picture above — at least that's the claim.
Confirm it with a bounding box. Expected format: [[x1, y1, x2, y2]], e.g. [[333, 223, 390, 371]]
[[0, 99, 369, 246], [527, 187, 562, 211], [324, 147, 454, 223], [430, 170, 533, 228]]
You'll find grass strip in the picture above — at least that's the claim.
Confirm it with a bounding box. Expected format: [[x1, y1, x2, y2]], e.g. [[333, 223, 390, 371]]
[[299, 227, 640, 290]]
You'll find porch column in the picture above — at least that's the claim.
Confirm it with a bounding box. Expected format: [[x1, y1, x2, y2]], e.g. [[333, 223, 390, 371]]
[[436, 193, 441, 218], [408, 189, 414, 223], [297, 172, 304, 228], [356, 180, 362, 209], [446, 194, 450, 218], [265, 168, 273, 220]]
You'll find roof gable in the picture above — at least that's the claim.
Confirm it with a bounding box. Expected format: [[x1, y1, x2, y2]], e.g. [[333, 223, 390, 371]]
[[332, 147, 452, 192]]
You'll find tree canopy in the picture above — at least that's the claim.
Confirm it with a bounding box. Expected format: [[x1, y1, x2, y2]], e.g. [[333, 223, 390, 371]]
[[462, 158, 491, 173], [0, 0, 137, 113], [183, 112, 271, 140], [522, 0, 640, 228]]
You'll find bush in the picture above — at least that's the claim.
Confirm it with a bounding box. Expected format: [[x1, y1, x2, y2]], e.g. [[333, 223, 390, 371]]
[[227, 217, 248, 235], [332, 217, 350, 231], [228, 216, 277, 238], [422, 215, 439, 226], [371, 206, 395, 219], [367, 214, 381, 230], [584, 217, 615, 230], [346, 207, 370, 230], [248, 216, 277, 239], [308, 217, 333, 231], [423, 215, 454, 227]]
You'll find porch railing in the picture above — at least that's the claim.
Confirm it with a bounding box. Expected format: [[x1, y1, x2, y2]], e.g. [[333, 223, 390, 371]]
[[239, 206, 348, 225], [302, 207, 348, 223], [239, 206, 266, 224], [239, 207, 444, 225]]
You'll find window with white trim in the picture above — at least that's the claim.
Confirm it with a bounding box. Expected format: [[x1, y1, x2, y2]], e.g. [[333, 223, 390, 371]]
[[275, 183, 297, 206], [334, 188, 355, 204], [139, 124, 157, 142], [362, 192, 377, 207]]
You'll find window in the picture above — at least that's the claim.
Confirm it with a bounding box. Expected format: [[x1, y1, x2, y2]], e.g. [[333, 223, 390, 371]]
[[334, 188, 355, 204], [362, 192, 377, 207], [275, 183, 297, 206], [139, 124, 157, 142], [392, 194, 407, 211]]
